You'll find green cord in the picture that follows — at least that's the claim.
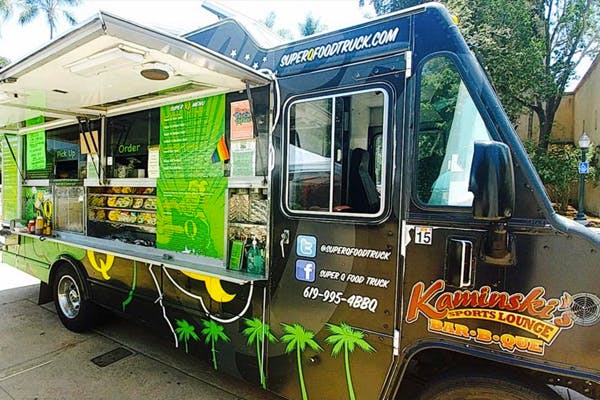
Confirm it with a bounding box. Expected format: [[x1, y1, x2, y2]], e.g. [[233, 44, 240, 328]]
[[122, 260, 137, 311]]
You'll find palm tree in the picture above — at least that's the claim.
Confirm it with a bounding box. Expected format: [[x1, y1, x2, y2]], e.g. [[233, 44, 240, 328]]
[[280, 323, 323, 400], [175, 319, 200, 354], [242, 317, 278, 389], [325, 323, 375, 400], [17, 0, 80, 40], [201, 319, 230, 370], [1, 0, 12, 20], [261, 10, 276, 29], [298, 13, 326, 37]]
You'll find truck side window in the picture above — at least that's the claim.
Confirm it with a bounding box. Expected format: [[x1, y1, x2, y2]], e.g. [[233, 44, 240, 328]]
[[416, 57, 492, 207], [286, 89, 387, 216]]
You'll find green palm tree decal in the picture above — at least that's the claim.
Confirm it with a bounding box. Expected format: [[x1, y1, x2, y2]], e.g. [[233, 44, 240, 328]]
[[242, 317, 278, 389], [280, 323, 323, 400], [201, 319, 230, 370], [325, 323, 375, 400], [175, 319, 200, 354]]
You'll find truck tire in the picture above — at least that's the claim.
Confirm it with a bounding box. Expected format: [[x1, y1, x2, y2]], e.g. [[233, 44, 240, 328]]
[[53, 263, 96, 332], [418, 373, 561, 400]]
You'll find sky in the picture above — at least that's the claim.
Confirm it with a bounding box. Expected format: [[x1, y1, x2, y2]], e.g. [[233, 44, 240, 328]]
[[0, 0, 374, 63], [0, 0, 591, 90]]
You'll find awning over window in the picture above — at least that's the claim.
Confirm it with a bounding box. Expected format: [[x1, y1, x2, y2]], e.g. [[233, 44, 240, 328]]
[[0, 11, 271, 133]]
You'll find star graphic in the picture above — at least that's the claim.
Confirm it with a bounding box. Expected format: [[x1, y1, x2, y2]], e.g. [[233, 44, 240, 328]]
[[252, 62, 259, 69], [244, 53, 251, 61], [230, 49, 237, 57], [262, 56, 267, 63]]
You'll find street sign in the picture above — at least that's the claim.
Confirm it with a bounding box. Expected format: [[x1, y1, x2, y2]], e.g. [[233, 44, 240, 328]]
[[579, 162, 590, 174]]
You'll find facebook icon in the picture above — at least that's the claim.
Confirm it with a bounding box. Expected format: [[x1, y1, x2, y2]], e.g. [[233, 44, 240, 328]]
[[295, 259, 316, 283]]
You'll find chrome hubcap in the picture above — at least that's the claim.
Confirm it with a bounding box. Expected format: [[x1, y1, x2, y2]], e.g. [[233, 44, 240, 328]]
[[57, 275, 80, 319]]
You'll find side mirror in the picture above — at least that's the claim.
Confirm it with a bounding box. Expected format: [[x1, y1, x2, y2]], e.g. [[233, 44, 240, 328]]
[[469, 141, 515, 221]]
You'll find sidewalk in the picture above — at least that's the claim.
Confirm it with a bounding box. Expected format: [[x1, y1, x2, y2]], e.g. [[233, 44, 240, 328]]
[[0, 264, 282, 400]]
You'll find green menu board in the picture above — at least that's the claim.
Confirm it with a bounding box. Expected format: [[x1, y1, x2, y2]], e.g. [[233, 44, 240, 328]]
[[156, 177, 227, 258], [2, 135, 19, 221], [26, 130, 46, 170], [157, 94, 227, 259], [159, 95, 225, 178]]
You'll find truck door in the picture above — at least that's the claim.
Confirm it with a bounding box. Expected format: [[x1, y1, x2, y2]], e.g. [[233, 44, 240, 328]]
[[267, 83, 402, 399], [402, 56, 500, 344]]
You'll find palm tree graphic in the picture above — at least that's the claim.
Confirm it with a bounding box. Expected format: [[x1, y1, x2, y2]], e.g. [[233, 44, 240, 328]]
[[175, 319, 200, 354], [242, 317, 278, 389], [280, 323, 323, 400], [325, 323, 375, 400], [201, 319, 230, 370]]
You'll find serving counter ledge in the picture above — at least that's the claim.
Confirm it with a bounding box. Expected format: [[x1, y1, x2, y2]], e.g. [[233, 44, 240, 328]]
[[12, 230, 265, 285]]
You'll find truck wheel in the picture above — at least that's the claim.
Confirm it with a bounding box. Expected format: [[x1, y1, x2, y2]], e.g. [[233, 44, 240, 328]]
[[53, 263, 96, 332], [418, 373, 560, 400]]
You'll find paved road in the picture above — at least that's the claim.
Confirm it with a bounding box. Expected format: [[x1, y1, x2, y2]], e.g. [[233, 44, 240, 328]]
[[0, 265, 593, 400], [0, 265, 283, 400]]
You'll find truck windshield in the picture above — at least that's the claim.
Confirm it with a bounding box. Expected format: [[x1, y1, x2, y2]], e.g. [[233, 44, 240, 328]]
[[416, 56, 492, 207]]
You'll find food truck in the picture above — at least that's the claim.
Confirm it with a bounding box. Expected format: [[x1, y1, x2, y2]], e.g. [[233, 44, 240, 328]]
[[0, 3, 599, 399]]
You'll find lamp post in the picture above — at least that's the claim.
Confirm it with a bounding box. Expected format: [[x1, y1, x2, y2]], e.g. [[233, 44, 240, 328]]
[[575, 131, 591, 221]]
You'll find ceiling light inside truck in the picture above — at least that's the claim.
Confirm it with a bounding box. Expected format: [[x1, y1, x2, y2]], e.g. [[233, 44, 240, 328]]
[[66, 45, 145, 77], [140, 62, 174, 81]]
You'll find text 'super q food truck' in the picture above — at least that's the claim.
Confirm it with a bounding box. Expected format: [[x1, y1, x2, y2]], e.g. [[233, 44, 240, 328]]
[[0, 3, 598, 399]]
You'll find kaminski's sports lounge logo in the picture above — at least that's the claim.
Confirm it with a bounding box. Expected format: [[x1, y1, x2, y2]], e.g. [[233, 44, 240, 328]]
[[405, 280, 580, 355], [279, 27, 400, 68]]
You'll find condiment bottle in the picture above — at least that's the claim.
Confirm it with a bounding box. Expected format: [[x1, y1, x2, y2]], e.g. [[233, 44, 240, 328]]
[[43, 220, 51, 236], [246, 237, 265, 275], [34, 213, 44, 235]]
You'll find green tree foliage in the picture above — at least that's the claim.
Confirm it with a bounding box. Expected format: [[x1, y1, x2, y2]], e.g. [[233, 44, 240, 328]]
[[359, 0, 427, 14], [298, 12, 326, 37], [260, 10, 294, 40], [262, 10, 276, 29], [361, 0, 600, 152], [17, 0, 80, 39], [525, 141, 596, 212], [0, 0, 12, 64], [277, 28, 294, 40], [0, 0, 11, 20], [447, 0, 599, 151], [590, 145, 600, 185]]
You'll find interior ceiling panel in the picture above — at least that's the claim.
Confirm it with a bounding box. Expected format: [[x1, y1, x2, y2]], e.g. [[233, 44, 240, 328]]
[[0, 12, 271, 133]]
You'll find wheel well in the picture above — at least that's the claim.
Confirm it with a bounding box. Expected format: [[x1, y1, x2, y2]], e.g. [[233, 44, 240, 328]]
[[397, 347, 599, 399], [49, 255, 91, 300]]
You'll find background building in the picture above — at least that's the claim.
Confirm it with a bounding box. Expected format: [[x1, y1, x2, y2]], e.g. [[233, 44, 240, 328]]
[[516, 56, 600, 216]]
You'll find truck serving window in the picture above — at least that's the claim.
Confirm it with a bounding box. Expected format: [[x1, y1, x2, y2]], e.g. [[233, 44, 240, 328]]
[[416, 56, 492, 207], [286, 89, 387, 216], [106, 109, 159, 179]]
